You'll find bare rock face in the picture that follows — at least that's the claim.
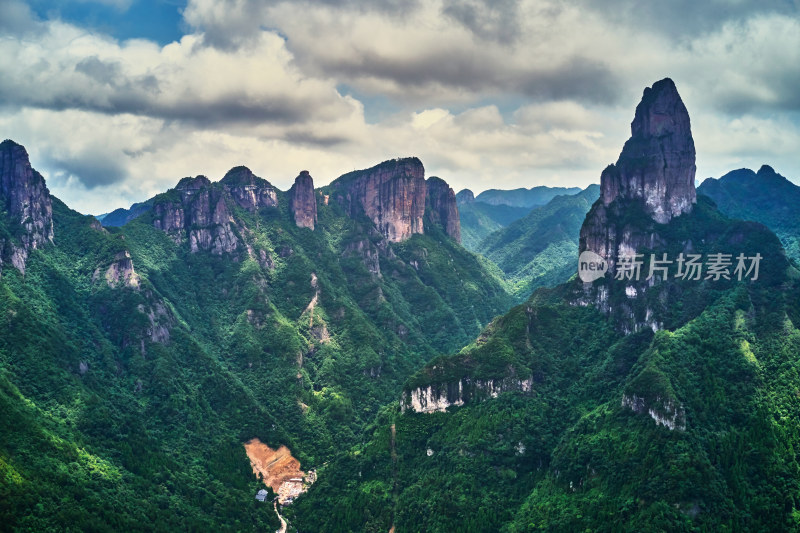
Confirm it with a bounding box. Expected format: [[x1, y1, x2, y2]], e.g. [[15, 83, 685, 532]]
[[289, 171, 317, 230], [220, 166, 278, 211], [93, 250, 141, 289], [600, 78, 696, 223], [580, 78, 696, 274], [330, 158, 426, 242], [152, 175, 238, 255], [425, 176, 461, 242], [0, 140, 54, 275]]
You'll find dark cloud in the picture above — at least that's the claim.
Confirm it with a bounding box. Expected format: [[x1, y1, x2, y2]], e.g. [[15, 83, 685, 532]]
[[583, 0, 799, 40], [442, 0, 521, 44], [48, 153, 129, 189], [311, 47, 621, 105], [188, 0, 419, 50]]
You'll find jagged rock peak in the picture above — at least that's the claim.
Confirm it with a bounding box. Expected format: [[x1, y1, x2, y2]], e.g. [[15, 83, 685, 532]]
[[329, 157, 426, 242], [175, 175, 212, 191], [220, 166, 278, 210], [426, 176, 461, 243], [153, 175, 237, 255], [757, 164, 776, 177], [455, 189, 475, 205], [0, 140, 54, 274], [600, 77, 696, 223], [290, 171, 317, 230]]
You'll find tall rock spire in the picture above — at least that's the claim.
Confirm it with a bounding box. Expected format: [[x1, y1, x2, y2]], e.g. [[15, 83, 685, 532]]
[[600, 78, 696, 223], [290, 171, 317, 230], [580, 78, 696, 273]]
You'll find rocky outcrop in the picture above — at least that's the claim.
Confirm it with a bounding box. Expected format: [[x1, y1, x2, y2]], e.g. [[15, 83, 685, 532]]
[[425, 177, 461, 242], [0, 140, 54, 275], [622, 393, 686, 431], [220, 166, 278, 211], [289, 171, 317, 230], [579, 78, 696, 275], [329, 158, 426, 242], [152, 176, 238, 255], [455, 189, 475, 205], [93, 251, 140, 289], [402, 376, 532, 413]]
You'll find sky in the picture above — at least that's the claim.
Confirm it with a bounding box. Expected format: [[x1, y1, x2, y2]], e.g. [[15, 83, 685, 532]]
[[1, 0, 799, 215]]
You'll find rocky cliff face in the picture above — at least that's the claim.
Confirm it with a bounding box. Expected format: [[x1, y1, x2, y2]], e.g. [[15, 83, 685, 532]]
[[599, 78, 696, 223], [219, 166, 278, 211], [426, 177, 461, 242], [330, 158, 426, 242], [289, 171, 317, 230], [0, 140, 54, 275], [93, 250, 141, 289], [580, 78, 696, 275], [402, 376, 533, 413], [152, 176, 238, 255]]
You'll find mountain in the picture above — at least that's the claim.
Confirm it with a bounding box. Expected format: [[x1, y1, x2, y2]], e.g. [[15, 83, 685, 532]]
[[457, 200, 533, 252], [291, 79, 800, 532], [0, 146, 512, 530], [475, 185, 582, 208], [478, 185, 600, 299], [457, 185, 586, 253], [97, 200, 153, 227], [698, 165, 800, 263]]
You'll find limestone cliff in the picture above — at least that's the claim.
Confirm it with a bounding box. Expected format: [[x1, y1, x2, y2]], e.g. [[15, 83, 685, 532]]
[[329, 158, 426, 242], [219, 166, 278, 211], [0, 140, 54, 275], [425, 176, 461, 243], [402, 376, 533, 413], [289, 171, 317, 230], [152, 175, 238, 255]]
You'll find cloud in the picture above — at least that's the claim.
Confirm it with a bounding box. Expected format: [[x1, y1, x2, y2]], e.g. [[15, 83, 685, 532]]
[[0, 0, 40, 36], [0, 0, 799, 215], [0, 22, 356, 128]]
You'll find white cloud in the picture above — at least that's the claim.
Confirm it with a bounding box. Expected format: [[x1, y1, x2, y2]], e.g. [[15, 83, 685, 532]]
[[0, 0, 798, 215]]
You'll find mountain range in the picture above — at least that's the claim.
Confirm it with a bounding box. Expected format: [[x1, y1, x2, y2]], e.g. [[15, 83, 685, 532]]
[[2, 77, 800, 532]]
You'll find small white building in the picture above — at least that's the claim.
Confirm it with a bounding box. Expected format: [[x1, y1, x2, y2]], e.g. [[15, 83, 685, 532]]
[[255, 489, 269, 502]]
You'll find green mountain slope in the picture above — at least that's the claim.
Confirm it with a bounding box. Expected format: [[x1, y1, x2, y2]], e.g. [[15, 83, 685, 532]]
[[289, 79, 800, 533], [478, 185, 600, 300], [0, 148, 512, 530], [291, 194, 800, 532], [458, 202, 532, 251], [698, 165, 800, 263], [475, 186, 582, 208]]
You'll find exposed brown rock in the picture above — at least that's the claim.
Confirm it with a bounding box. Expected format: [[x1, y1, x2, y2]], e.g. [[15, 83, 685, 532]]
[[425, 176, 461, 242], [289, 171, 317, 230], [0, 140, 54, 274], [93, 250, 140, 289], [220, 166, 278, 210], [152, 175, 238, 255], [330, 158, 426, 242]]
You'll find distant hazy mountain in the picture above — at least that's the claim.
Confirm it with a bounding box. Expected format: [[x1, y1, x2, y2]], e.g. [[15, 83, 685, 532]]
[[477, 185, 600, 299], [698, 165, 800, 263], [456, 185, 585, 252], [96, 199, 154, 227], [475, 185, 582, 208], [458, 200, 532, 251]]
